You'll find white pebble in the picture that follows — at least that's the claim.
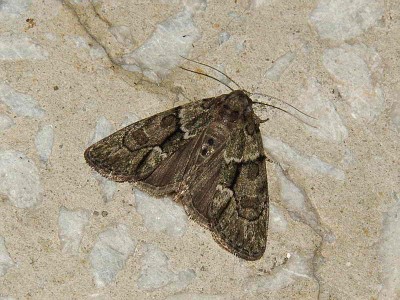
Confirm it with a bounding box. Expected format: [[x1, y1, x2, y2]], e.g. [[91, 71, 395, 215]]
[[269, 203, 288, 233], [263, 136, 345, 180], [265, 51, 296, 81], [276, 166, 335, 242], [35, 124, 54, 163], [88, 117, 117, 202], [244, 253, 312, 292], [309, 0, 384, 42], [0, 150, 42, 208], [323, 44, 384, 121], [134, 190, 188, 237], [58, 206, 91, 255], [0, 114, 14, 131], [90, 224, 136, 287], [121, 9, 201, 82], [0, 82, 45, 118], [138, 244, 195, 291], [378, 193, 400, 299], [0, 0, 32, 16], [0, 33, 48, 60], [299, 78, 348, 143], [0, 236, 15, 277]]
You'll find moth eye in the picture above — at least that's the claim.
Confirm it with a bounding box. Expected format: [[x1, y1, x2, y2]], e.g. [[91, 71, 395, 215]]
[[207, 138, 214, 145], [160, 114, 176, 127], [230, 110, 239, 120], [201, 99, 213, 109], [247, 162, 259, 180], [130, 128, 149, 145]]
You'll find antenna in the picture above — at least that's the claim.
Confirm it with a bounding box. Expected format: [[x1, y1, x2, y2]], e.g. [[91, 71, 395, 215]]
[[252, 101, 318, 129], [180, 55, 242, 90], [251, 92, 316, 120], [180, 57, 318, 128], [180, 67, 234, 92]]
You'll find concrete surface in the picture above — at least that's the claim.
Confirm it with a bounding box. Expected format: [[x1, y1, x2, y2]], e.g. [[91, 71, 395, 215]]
[[0, 0, 399, 299]]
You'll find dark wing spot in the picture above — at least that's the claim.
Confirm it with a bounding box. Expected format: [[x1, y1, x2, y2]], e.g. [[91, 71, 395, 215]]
[[247, 162, 259, 180], [201, 148, 208, 156], [160, 114, 177, 128], [245, 122, 255, 135], [257, 183, 268, 195], [131, 128, 149, 145], [207, 138, 214, 145], [237, 195, 264, 220]]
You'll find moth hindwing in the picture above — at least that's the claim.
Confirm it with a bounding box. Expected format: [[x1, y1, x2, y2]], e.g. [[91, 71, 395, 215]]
[[84, 90, 269, 260]]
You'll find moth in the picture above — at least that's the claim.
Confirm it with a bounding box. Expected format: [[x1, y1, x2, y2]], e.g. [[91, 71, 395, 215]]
[[84, 69, 270, 260]]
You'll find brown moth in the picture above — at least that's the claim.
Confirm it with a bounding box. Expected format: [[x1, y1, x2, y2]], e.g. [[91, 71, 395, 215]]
[[84, 89, 269, 260]]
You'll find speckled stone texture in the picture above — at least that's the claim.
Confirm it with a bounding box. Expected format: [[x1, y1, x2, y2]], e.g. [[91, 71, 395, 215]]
[[0, 0, 399, 299]]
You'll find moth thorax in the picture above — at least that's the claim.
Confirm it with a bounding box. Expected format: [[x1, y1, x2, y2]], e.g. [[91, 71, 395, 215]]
[[218, 91, 252, 123]]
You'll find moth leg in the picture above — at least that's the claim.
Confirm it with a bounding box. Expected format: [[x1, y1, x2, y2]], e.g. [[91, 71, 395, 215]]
[[265, 155, 274, 164]]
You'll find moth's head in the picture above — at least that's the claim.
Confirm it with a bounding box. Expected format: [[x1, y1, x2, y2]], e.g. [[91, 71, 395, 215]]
[[217, 90, 253, 123]]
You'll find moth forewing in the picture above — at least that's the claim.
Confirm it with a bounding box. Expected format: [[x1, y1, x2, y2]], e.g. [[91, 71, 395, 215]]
[[84, 90, 269, 260]]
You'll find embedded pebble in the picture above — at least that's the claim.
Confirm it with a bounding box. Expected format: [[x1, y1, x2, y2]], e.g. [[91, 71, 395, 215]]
[[90, 224, 136, 287], [390, 102, 400, 132], [378, 193, 400, 299], [0, 236, 15, 277], [0, 114, 14, 131], [137, 244, 196, 291], [89, 45, 107, 60], [134, 190, 188, 237], [166, 294, 226, 300], [0, 82, 45, 118], [88, 117, 117, 202], [65, 35, 89, 49], [109, 25, 135, 47], [0, 34, 48, 60], [323, 44, 384, 121], [58, 206, 91, 255], [276, 166, 335, 242], [65, 35, 106, 59], [121, 113, 140, 127], [265, 51, 296, 81], [244, 253, 313, 293], [309, 0, 384, 41], [299, 78, 348, 142], [0, 0, 32, 16], [249, 0, 271, 9], [89, 116, 113, 144], [0, 150, 42, 208], [218, 32, 230, 45], [235, 40, 246, 54], [214, 64, 231, 86], [94, 174, 117, 203], [121, 5, 202, 82], [262, 136, 345, 180], [269, 203, 288, 233], [35, 124, 54, 163], [183, 0, 207, 14]]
